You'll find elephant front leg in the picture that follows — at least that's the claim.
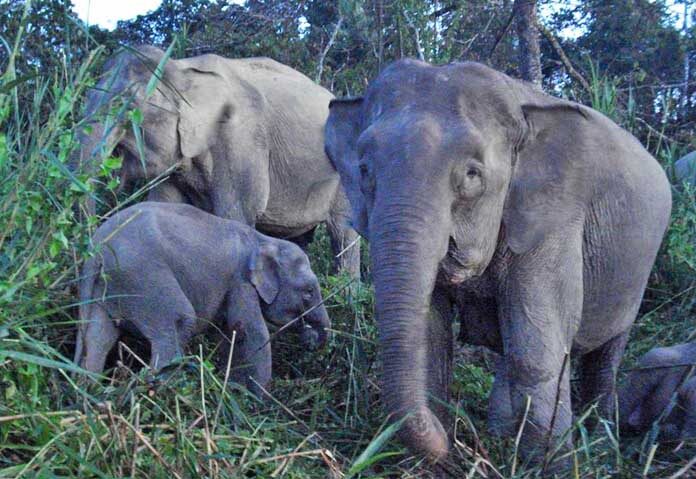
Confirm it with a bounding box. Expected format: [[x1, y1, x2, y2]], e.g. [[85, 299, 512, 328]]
[[426, 288, 454, 436], [224, 284, 272, 397], [488, 355, 515, 437], [210, 137, 270, 225], [501, 240, 583, 469]]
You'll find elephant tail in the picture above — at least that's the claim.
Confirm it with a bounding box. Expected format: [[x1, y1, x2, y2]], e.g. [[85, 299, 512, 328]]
[[74, 255, 100, 367]]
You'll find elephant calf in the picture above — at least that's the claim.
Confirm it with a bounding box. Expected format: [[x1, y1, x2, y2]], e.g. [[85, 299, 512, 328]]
[[619, 342, 696, 441], [74, 202, 330, 393]]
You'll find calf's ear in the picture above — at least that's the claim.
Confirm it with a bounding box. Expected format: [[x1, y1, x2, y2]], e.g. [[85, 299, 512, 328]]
[[248, 243, 280, 304]]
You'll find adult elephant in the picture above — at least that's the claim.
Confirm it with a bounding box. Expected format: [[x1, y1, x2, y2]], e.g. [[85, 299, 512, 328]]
[[76, 46, 359, 277], [325, 59, 671, 464]]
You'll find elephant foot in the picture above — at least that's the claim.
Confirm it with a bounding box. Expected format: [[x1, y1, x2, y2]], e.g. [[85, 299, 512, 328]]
[[400, 405, 449, 463]]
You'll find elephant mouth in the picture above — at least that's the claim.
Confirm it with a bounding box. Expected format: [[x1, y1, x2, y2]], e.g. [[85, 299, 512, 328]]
[[439, 244, 483, 285], [268, 313, 328, 349], [440, 259, 476, 284]]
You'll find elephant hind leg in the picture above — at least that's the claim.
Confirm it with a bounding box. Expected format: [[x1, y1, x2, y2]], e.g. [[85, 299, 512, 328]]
[[132, 276, 198, 371], [146, 306, 197, 371], [80, 304, 120, 373], [578, 330, 630, 424]]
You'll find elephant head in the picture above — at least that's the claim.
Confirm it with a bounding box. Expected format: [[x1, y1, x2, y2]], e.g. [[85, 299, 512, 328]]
[[324, 59, 597, 460], [76, 46, 236, 211], [250, 239, 331, 349]]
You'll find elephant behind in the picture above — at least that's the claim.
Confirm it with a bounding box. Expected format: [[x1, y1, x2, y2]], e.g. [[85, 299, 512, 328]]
[[325, 59, 671, 466], [76, 46, 359, 277], [675, 151, 696, 186]]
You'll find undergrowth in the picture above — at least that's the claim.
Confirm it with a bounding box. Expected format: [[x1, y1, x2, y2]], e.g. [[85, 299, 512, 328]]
[[1, 27, 695, 479]]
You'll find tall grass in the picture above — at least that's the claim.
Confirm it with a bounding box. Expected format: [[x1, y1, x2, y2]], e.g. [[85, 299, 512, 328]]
[[0, 27, 695, 479]]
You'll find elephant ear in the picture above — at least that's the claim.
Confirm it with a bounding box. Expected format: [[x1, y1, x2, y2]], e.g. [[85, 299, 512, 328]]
[[503, 102, 591, 254], [249, 242, 281, 304], [175, 60, 233, 159], [325, 98, 369, 237]]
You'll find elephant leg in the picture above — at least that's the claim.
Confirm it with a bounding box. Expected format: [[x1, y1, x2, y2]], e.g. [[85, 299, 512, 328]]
[[501, 237, 583, 466], [488, 355, 515, 437], [507, 338, 573, 467], [81, 304, 119, 373], [327, 193, 361, 281], [225, 285, 272, 397], [209, 135, 270, 225], [579, 330, 630, 424], [426, 288, 454, 434], [146, 180, 187, 204], [141, 283, 197, 371], [230, 317, 272, 398], [149, 338, 181, 370], [148, 314, 196, 371]]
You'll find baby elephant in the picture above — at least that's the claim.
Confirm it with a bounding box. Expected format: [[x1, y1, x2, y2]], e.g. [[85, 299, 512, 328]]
[[618, 342, 696, 441], [74, 202, 331, 393]]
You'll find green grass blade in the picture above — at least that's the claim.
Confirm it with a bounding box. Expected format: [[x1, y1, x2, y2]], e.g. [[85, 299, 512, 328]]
[[145, 39, 176, 99], [345, 416, 406, 478]]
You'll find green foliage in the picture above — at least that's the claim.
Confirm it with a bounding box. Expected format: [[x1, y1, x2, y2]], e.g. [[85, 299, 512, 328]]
[[588, 61, 619, 120], [454, 363, 494, 417], [666, 184, 696, 274]]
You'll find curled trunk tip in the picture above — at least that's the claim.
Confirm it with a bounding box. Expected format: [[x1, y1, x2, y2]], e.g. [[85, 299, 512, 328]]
[[400, 405, 449, 462]]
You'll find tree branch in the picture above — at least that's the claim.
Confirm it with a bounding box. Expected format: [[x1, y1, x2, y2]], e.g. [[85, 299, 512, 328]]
[[487, 9, 515, 61], [315, 16, 343, 84], [536, 20, 591, 94], [403, 10, 425, 61]]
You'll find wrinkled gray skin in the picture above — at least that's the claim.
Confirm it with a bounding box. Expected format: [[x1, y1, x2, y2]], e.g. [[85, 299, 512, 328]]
[[74, 202, 330, 394], [619, 342, 696, 441], [675, 151, 696, 186], [76, 46, 359, 278], [325, 59, 672, 464]]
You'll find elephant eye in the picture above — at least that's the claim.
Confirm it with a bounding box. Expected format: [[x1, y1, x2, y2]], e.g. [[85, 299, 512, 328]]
[[453, 164, 484, 198], [359, 161, 375, 194], [303, 287, 314, 300]]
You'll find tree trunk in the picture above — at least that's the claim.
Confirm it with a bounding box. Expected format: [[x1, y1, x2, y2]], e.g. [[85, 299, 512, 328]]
[[375, 0, 384, 70], [514, 0, 542, 88], [681, 1, 691, 117]]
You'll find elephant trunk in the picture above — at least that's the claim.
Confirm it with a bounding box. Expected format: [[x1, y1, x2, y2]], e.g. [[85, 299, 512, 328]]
[[301, 303, 331, 349], [370, 195, 450, 461]]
